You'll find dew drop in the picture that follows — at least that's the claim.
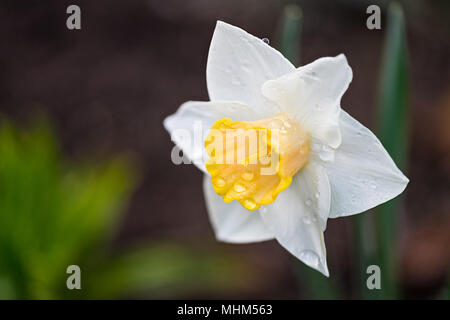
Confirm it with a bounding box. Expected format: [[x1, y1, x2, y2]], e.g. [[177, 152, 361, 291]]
[[319, 145, 334, 162], [241, 171, 254, 181], [302, 215, 312, 225], [234, 182, 246, 193], [214, 177, 226, 188], [244, 199, 257, 210], [305, 199, 312, 206], [299, 250, 320, 268], [262, 37, 270, 44], [205, 135, 214, 143], [268, 119, 283, 129]]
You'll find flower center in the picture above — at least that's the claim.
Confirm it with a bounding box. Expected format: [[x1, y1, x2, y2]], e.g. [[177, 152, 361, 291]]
[[205, 113, 310, 210]]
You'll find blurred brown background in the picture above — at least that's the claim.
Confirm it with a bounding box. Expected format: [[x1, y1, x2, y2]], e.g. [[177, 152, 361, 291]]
[[0, 0, 449, 298]]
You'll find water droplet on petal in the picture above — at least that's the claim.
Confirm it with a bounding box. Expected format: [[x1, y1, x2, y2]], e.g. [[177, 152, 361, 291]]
[[214, 177, 226, 188], [299, 250, 320, 268], [234, 183, 246, 193], [268, 119, 283, 129], [244, 199, 257, 210], [305, 199, 312, 206], [205, 135, 214, 143], [241, 171, 254, 181], [319, 145, 334, 162], [262, 37, 270, 44]]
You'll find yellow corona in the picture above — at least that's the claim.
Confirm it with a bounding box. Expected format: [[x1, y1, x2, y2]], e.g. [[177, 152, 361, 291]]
[[205, 113, 310, 210]]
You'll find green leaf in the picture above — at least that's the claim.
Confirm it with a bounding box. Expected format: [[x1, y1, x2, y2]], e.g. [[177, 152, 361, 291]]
[[374, 2, 410, 299]]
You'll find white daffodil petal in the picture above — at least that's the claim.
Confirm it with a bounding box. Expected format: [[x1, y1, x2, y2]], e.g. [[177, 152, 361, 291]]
[[164, 100, 257, 173], [320, 110, 409, 218], [203, 176, 274, 243], [260, 164, 330, 276], [261, 54, 353, 148], [207, 21, 295, 117]]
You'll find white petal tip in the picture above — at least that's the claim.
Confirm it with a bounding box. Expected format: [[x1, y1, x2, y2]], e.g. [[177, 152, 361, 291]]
[[403, 175, 410, 185], [293, 248, 330, 277], [335, 54, 353, 81], [298, 258, 329, 277], [162, 115, 173, 133], [320, 54, 353, 86], [214, 20, 234, 32], [391, 168, 409, 196], [398, 174, 410, 193], [336, 53, 347, 61], [302, 258, 330, 277]]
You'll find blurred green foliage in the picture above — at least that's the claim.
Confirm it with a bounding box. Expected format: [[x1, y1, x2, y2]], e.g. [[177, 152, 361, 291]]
[[0, 117, 134, 299], [0, 117, 252, 299]]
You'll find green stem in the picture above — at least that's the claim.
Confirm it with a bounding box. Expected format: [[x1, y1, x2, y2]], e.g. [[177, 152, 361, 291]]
[[279, 4, 302, 66]]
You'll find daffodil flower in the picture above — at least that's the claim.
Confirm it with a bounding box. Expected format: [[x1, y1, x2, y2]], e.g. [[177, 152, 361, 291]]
[[164, 21, 408, 276]]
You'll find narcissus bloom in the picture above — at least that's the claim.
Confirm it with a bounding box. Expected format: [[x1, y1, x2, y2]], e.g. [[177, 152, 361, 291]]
[[164, 21, 408, 276]]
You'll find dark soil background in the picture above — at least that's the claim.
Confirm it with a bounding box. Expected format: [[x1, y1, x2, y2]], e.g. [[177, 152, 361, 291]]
[[0, 0, 449, 298]]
